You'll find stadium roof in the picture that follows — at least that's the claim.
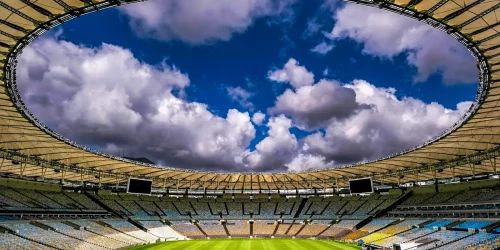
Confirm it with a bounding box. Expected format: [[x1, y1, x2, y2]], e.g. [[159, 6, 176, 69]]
[[0, 0, 499, 191]]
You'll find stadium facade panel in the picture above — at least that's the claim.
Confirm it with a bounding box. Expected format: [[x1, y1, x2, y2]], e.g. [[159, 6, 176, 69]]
[[0, 0, 499, 191]]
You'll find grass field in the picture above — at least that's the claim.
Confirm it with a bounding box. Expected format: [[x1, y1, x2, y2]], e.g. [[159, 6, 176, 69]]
[[126, 238, 362, 250]]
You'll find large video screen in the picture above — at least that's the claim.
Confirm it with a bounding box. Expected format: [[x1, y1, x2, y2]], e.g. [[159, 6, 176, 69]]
[[127, 178, 152, 195], [349, 178, 373, 194]]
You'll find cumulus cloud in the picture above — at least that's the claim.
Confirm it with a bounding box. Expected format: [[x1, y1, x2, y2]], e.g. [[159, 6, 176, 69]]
[[328, 4, 477, 84], [252, 111, 266, 125], [17, 35, 473, 173], [310, 41, 334, 55], [243, 115, 298, 172], [268, 59, 368, 130], [265, 59, 472, 171], [120, 0, 296, 44], [270, 79, 369, 130], [17, 35, 263, 171], [286, 153, 333, 172], [301, 80, 472, 164], [227, 86, 254, 110], [268, 58, 315, 89]]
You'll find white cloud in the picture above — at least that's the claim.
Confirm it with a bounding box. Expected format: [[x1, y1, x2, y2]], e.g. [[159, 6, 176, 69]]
[[301, 80, 472, 164], [243, 115, 298, 171], [268, 59, 368, 130], [227, 86, 254, 110], [120, 0, 296, 44], [17, 35, 261, 171], [269, 79, 368, 130], [329, 4, 477, 84], [252, 112, 266, 125], [286, 153, 333, 172], [268, 58, 315, 89], [16, 31, 473, 173], [310, 41, 334, 55], [265, 60, 472, 171]]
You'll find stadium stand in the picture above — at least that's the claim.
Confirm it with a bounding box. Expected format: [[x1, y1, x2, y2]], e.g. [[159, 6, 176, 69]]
[[287, 222, 304, 236], [318, 220, 360, 239], [225, 220, 249, 236], [297, 220, 330, 237], [253, 220, 276, 236], [0, 232, 56, 250], [359, 219, 426, 243], [103, 220, 158, 243], [0, 0, 498, 249], [198, 220, 226, 237], [71, 220, 144, 245], [169, 221, 205, 238], [373, 227, 435, 248], [438, 232, 499, 250], [2, 222, 101, 250], [41, 221, 115, 249], [454, 220, 494, 230], [417, 230, 471, 249], [139, 220, 186, 240]]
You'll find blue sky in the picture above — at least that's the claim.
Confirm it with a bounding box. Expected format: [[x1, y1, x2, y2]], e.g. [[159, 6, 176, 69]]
[[16, 0, 478, 172]]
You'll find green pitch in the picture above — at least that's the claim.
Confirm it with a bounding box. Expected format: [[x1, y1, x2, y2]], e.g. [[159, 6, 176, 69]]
[[126, 238, 362, 250]]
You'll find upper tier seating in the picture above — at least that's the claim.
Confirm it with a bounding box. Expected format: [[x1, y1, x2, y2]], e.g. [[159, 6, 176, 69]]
[[191, 201, 218, 219], [422, 192, 459, 204], [244, 202, 259, 216], [0, 187, 45, 209], [42, 192, 86, 210], [339, 201, 365, 215], [64, 192, 104, 210], [225, 203, 245, 219], [157, 202, 186, 219], [312, 200, 347, 219], [401, 194, 436, 206], [254, 202, 276, 218]]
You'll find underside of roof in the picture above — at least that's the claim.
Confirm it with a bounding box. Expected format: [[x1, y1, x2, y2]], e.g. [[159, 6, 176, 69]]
[[0, 0, 499, 190]]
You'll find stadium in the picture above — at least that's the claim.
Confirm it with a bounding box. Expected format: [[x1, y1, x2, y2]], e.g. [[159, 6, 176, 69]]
[[0, 0, 498, 249]]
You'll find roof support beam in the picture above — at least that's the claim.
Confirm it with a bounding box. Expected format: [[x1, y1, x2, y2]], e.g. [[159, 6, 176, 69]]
[[425, 0, 450, 15], [457, 3, 500, 29], [0, 20, 28, 33], [468, 22, 500, 36], [54, 0, 73, 11], [442, 0, 484, 22], [19, 0, 55, 18], [0, 2, 41, 25]]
